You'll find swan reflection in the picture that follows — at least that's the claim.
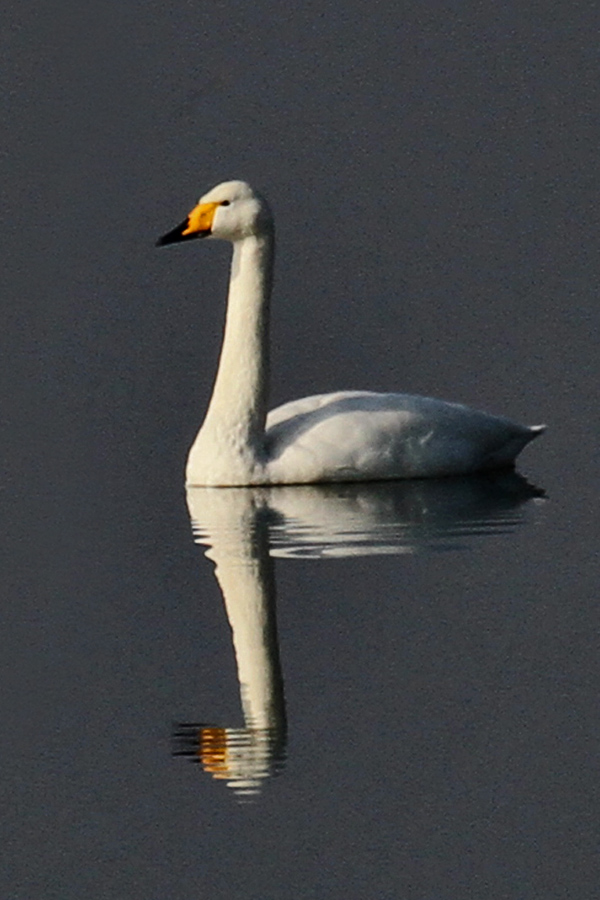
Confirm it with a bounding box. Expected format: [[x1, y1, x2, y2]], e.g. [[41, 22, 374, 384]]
[[175, 473, 543, 798], [174, 487, 286, 800]]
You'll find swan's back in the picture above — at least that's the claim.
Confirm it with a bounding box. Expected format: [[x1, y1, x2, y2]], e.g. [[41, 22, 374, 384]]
[[264, 391, 544, 484]]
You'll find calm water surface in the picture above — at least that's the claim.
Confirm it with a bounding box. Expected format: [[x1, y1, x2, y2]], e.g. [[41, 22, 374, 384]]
[[3, 1, 599, 898], [5, 450, 597, 899]]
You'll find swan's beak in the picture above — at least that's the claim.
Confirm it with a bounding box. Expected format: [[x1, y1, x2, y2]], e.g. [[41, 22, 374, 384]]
[[156, 201, 220, 247]]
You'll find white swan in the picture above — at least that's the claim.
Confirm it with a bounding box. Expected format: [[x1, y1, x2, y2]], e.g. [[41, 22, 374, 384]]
[[158, 180, 544, 486]]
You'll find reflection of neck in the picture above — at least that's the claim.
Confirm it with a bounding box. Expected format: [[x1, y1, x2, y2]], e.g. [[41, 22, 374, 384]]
[[201, 491, 286, 734], [213, 541, 284, 730]]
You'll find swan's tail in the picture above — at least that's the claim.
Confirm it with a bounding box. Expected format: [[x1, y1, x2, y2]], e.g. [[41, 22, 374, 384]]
[[528, 424, 547, 439], [481, 422, 546, 471]]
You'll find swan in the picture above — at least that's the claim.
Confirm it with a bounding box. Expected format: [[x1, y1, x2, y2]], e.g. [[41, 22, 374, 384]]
[[157, 180, 544, 486]]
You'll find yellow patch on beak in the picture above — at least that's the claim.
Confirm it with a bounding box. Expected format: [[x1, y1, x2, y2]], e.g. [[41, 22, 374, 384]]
[[182, 201, 220, 236]]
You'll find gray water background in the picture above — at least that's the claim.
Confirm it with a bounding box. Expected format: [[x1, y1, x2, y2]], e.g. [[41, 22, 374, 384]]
[[2, 2, 599, 897]]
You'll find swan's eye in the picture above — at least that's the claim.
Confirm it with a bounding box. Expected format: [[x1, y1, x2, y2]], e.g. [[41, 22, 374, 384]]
[[220, 200, 231, 207]]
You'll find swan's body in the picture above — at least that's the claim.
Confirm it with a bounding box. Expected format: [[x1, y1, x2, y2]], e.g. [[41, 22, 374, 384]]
[[158, 180, 544, 486]]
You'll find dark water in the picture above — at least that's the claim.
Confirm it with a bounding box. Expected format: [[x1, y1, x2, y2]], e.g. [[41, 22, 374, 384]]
[[3, 2, 599, 897]]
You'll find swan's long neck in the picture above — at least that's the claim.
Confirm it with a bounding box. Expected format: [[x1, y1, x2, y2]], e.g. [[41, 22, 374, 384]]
[[188, 232, 274, 484], [205, 233, 273, 441]]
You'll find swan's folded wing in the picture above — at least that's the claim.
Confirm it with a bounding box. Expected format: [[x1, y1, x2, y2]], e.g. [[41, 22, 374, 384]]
[[265, 391, 540, 483]]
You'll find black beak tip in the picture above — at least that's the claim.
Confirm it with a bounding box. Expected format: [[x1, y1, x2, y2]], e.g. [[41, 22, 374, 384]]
[[156, 221, 209, 248], [156, 221, 187, 247]]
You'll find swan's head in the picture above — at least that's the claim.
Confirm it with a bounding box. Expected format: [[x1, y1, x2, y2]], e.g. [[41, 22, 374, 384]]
[[157, 180, 272, 247]]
